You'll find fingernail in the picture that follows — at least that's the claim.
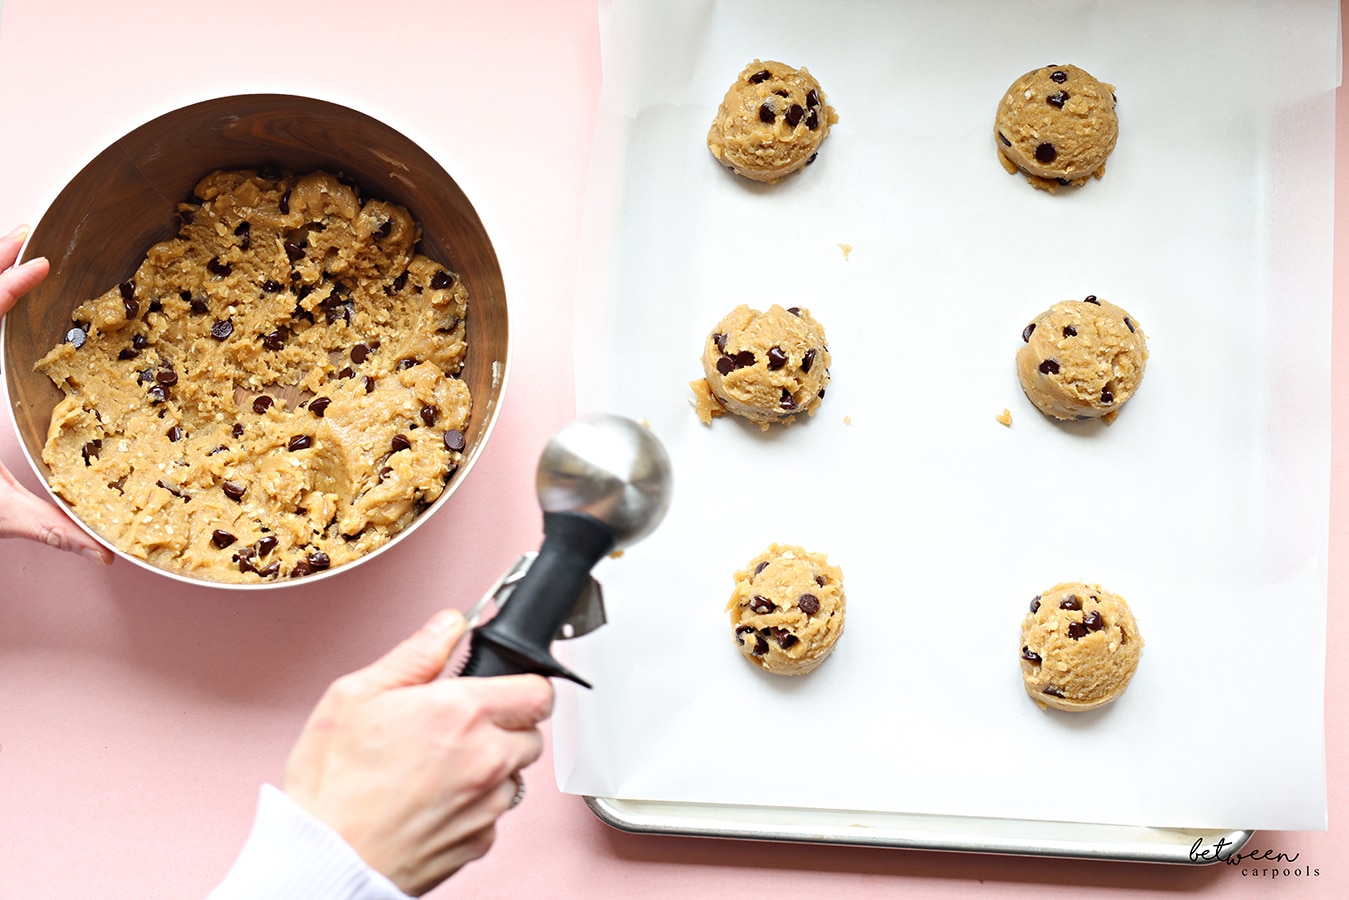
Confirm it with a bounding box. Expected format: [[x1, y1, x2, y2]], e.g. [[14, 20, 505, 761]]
[[426, 609, 462, 636], [5, 224, 30, 242], [81, 547, 110, 565], [18, 256, 48, 270]]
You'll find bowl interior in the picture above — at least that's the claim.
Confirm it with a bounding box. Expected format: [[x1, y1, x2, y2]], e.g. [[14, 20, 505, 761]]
[[2, 94, 508, 586]]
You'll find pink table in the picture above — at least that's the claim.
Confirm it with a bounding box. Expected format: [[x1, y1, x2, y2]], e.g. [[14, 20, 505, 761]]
[[0, 2, 1343, 896]]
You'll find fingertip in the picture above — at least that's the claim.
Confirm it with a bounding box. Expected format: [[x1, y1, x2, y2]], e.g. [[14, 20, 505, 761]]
[[425, 608, 465, 638], [81, 545, 115, 566]]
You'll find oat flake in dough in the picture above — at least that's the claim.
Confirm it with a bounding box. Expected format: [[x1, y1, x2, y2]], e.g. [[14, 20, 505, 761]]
[[36, 168, 471, 583]]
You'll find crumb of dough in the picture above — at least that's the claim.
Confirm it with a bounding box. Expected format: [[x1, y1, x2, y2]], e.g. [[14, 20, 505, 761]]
[[843, 415, 852, 425], [996, 408, 1013, 426], [839, 243, 852, 261], [689, 378, 725, 425]]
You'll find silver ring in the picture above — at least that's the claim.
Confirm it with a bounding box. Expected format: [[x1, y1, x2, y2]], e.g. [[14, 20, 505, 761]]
[[509, 770, 525, 809]]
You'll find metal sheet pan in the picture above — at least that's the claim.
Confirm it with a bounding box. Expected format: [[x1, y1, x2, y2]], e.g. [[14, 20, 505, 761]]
[[585, 796, 1253, 865]]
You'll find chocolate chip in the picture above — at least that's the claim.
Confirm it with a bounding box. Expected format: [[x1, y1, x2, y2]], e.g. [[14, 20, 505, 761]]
[[279, 190, 291, 214], [253, 395, 273, 414], [396, 358, 418, 371], [287, 435, 312, 452], [1022, 323, 1036, 342], [190, 297, 209, 315], [748, 596, 776, 614], [261, 280, 283, 294], [806, 108, 819, 130], [759, 103, 775, 124], [391, 434, 411, 453], [444, 429, 466, 452], [431, 270, 453, 290], [234, 221, 251, 251], [420, 405, 438, 426], [1083, 295, 1099, 305], [1100, 388, 1114, 404], [290, 560, 314, 578], [733, 350, 755, 369], [65, 327, 87, 349], [801, 348, 817, 374], [212, 530, 237, 549], [118, 348, 140, 361], [797, 594, 821, 616], [262, 330, 286, 351], [390, 271, 408, 293], [806, 88, 819, 108], [1030, 595, 1041, 612], [806, 153, 818, 165], [715, 356, 735, 376], [207, 257, 232, 277], [378, 466, 394, 480], [1060, 594, 1081, 611], [735, 625, 755, 645], [1035, 142, 1057, 163], [754, 560, 769, 577], [1056, 177, 1071, 186], [749, 69, 771, 83], [133, 334, 149, 350], [155, 366, 178, 386], [166, 425, 182, 442], [787, 307, 801, 316], [257, 561, 281, 578], [81, 439, 102, 464], [815, 575, 827, 587], [211, 319, 234, 341], [1038, 359, 1060, 375], [1124, 317, 1135, 333], [222, 482, 246, 502], [307, 551, 331, 570], [774, 90, 789, 98], [351, 343, 370, 364], [1050, 70, 1068, 83], [284, 240, 305, 261], [145, 384, 167, 404], [1084, 610, 1104, 631], [1067, 621, 1088, 640], [1063, 324, 1077, 337], [767, 347, 788, 370], [155, 479, 188, 501], [999, 131, 1011, 147], [786, 104, 804, 127], [779, 389, 798, 411], [338, 367, 355, 379], [148, 298, 162, 313], [363, 375, 375, 394], [374, 219, 392, 240], [232, 423, 244, 438], [1043, 686, 1065, 698], [1047, 91, 1068, 108], [775, 630, 799, 650], [1021, 646, 1042, 664], [309, 396, 331, 417]]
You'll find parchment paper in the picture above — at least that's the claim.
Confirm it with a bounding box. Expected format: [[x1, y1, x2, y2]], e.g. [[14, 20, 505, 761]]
[[555, 0, 1338, 830]]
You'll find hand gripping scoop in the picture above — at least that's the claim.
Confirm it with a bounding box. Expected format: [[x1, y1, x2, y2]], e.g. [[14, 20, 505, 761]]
[[459, 415, 672, 686]]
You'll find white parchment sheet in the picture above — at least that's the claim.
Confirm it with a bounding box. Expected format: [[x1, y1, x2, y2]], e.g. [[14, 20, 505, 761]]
[[555, 0, 1339, 830]]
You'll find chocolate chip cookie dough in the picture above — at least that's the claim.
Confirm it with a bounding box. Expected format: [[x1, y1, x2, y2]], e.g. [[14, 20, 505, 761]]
[[35, 168, 471, 583], [1016, 295, 1147, 423], [728, 544, 845, 676], [995, 64, 1118, 192], [707, 59, 839, 183], [1019, 582, 1144, 711], [690, 304, 831, 429]]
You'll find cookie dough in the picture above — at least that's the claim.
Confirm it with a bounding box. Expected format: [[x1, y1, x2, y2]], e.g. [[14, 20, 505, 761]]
[[691, 304, 831, 429], [1020, 582, 1144, 711], [995, 64, 1117, 192], [36, 168, 471, 584], [727, 544, 845, 676], [707, 59, 839, 183], [1016, 295, 1147, 423]]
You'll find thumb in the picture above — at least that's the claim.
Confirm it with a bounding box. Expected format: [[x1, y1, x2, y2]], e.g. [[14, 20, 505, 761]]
[[0, 462, 113, 563], [348, 609, 466, 694]]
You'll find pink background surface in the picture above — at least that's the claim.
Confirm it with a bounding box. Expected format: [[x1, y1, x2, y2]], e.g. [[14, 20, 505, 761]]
[[0, 1, 1342, 897]]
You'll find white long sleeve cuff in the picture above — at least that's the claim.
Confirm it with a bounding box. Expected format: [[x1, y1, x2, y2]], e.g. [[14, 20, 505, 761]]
[[209, 784, 413, 900]]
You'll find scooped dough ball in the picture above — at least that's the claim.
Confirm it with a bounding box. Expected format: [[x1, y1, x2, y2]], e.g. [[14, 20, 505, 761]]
[[707, 59, 839, 183], [995, 64, 1117, 192], [690, 304, 831, 430], [727, 544, 845, 676], [1015, 295, 1147, 423], [1020, 582, 1144, 711]]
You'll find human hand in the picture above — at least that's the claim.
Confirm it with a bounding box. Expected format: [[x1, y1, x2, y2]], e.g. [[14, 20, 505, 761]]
[[0, 225, 113, 564], [284, 608, 553, 896]]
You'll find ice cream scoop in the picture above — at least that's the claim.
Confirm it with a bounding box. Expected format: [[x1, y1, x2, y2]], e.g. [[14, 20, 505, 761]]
[[460, 415, 672, 686]]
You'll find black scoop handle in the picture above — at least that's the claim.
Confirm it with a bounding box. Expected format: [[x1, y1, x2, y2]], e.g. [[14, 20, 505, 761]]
[[460, 511, 614, 687]]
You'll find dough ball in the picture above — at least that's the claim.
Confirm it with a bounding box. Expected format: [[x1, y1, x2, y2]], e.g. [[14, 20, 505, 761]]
[[707, 59, 839, 183], [995, 64, 1117, 192], [1015, 295, 1147, 423], [691, 304, 831, 429], [1020, 582, 1144, 711], [727, 544, 845, 676]]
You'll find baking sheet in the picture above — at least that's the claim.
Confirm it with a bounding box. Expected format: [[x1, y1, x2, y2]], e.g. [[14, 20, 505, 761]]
[[556, 0, 1338, 831]]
